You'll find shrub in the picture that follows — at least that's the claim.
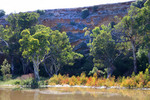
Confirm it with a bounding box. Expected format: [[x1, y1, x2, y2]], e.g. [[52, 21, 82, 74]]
[[14, 80, 21, 85], [20, 78, 39, 88], [121, 77, 135, 88], [88, 67, 98, 76], [131, 0, 146, 8], [80, 72, 88, 85], [0, 59, 12, 81], [48, 69, 150, 88], [21, 78, 33, 86], [81, 8, 89, 19], [31, 79, 39, 89], [135, 71, 145, 88], [36, 10, 45, 15]]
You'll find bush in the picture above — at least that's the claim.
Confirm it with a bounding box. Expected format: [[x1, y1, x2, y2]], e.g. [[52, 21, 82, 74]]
[[0, 59, 12, 81], [14, 80, 21, 85], [132, 0, 146, 8], [81, 8, 89, 19], [0, 9, 5, 17], [21, 78, 39, 89], [48, 69, 150, 88], [36, 10, 45, 15]]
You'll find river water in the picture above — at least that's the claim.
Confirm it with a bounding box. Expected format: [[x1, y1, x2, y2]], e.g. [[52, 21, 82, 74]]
[[0, 87, 150, 100]]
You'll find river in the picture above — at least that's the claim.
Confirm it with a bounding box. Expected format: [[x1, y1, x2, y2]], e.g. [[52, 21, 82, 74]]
[[0, 87, 150, 100]]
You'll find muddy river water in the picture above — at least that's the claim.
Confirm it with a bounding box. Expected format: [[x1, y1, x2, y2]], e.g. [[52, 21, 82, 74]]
[[0, 87, 150, 100]]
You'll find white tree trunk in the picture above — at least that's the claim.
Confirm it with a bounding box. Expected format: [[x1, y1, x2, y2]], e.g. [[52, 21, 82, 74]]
[[131, 40, 137, 73], [33, 60, 40, 81]]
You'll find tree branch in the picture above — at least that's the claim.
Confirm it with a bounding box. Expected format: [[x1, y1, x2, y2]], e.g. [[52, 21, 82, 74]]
[[0, 37, 9, 47]]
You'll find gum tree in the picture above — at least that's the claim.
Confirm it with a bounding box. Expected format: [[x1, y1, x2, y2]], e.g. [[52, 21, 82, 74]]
[[4, 12, 40, 74], [137, 0, 150, 64], [88, 25, 122, 77], [43, 29, 83, 77], [19, 27, 50, 80], [19, 25, 83, 80], [115, 6, 141, 73]]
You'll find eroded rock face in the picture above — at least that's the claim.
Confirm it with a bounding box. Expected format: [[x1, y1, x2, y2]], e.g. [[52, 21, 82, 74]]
[[39, 1, 132, 54], [0, 1, 133, 54]]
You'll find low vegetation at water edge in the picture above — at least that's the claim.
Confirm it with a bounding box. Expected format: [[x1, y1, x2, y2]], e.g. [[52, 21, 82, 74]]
[[49, 68, 150, 88]]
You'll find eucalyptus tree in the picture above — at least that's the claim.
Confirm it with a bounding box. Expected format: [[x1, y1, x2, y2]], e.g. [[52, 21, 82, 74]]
[[19, 26, 50, 80], [3, 12, 40, 74], [43, 29, 83, 77], [87, 25, 123, 77], [20, 25, 83, 80], [136, 0, 150, 64], [114, 5, 142, 73], [7, 12, 39, 31]]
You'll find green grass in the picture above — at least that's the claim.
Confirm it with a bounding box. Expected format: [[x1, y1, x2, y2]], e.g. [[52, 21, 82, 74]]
[[0, 78, 21, 85], [0, 76, 49, 88]]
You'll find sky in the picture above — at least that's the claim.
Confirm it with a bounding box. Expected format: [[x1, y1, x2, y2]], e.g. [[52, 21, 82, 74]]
[[0, 0, 135, 14]]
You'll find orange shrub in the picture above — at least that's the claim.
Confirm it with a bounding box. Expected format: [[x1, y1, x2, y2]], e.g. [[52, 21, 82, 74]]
[[121, 77, 136, 88], [146, 81, 150, 88], [48, 69, 150, 88]]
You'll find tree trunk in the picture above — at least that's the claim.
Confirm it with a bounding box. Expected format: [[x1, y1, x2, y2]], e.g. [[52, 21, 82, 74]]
[[43, 63, 52, 78], [148, 51, 150, 65], [21, 58, 29, 74], [107, 64, 116, 78], [33, 60, 40, 81], [131, 40, 137, 73], [11, 57, 14, 75]]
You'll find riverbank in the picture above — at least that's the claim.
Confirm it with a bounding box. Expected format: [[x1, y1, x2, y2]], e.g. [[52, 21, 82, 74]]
[[1, 84, 150, 91], [1, 80, 150, 91], [1, 68, 150, 89]]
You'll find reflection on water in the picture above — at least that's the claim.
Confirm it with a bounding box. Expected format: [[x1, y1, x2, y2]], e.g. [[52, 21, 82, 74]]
[[0, 87, 150, 100]]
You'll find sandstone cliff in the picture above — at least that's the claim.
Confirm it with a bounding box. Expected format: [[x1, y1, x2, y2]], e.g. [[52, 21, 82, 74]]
[[0, 1, 133, 54]]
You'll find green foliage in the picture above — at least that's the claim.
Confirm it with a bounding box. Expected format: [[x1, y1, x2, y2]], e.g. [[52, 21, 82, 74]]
[[36, 10, 45, 15], [20, 78, 39, 88], [132, 0, 147, 8], [19, 26, 50, 61], [88, 67, 98, 76], [110, 21, 116, 28], [6, 12, 39, 31], [136, 48, 148, 71], [19, 25, 83, 80], [45, 29, 83, 75], [0, 59, 12, 80], [81, 8, 89, 19], [19, 25, 51, 80], [14, 79, 21, 85], [89, 25, 120, 76], [0, 9, 5, 17], [144, 0, 150, 7]]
